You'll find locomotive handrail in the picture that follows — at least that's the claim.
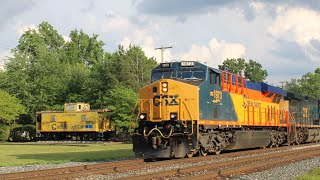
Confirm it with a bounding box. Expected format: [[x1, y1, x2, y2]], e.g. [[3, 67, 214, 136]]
[[182, 98, 197, 136], [143, 128, 173, 138]]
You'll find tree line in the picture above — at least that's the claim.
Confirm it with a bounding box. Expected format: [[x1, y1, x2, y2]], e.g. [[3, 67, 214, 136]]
[[0, 22, 157, 131], [0, 22, 318, 133]]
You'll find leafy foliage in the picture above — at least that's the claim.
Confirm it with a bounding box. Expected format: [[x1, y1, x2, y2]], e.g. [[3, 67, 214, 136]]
[[0, 125, 10, 141], [110, 45, 157, 92], [221, 58, 246, 75], [9, 125, 36, 142], [0, 22, 156, 129], [99, 86, 138, 131], [62, 30, 105, 65], [0, 90, 25, 124], [244, 60, 268, 82], [221, 58, 268, 82], [285, 68, 320, 98]]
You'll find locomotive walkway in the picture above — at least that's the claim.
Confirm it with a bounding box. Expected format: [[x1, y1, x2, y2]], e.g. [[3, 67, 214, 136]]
[[1, 143, 320, 179]]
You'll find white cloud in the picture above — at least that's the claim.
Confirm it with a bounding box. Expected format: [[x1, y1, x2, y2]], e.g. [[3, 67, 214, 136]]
[[209, 38, 246, 65], [62, 35, 71, 42], [120, 33, 245, 67], [268, 7, 320, 61], [101, 15, 133, 32], [177, 37, 246, 68], [0, 50, 11, 70], [250, 1, 266, 12], [181, 45, 211, 62], [119, 28, 173, 62], [15, 22, 37, 35]]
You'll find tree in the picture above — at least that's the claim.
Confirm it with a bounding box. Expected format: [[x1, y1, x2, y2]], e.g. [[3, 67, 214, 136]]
[[84, 54, 119, 108], [220, 58, 268, 82], [62, 30, 105, 65], [244, 60, 268, 82], [98, 86, 138, 131], [221, 58, 245, 75], [286, 68, 320, 98], [0, 22, 68, 123], [109, 45, 157, 92], [0, 21, 158, 127], [0, 90, 25, 124]]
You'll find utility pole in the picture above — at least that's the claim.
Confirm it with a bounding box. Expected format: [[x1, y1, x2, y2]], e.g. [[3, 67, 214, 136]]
[[280, 81, 285, 89], [155, 46, 172, 63]]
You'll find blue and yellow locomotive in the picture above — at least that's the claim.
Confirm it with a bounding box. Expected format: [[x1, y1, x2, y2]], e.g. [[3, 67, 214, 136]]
[[132, 61, 320, 159]]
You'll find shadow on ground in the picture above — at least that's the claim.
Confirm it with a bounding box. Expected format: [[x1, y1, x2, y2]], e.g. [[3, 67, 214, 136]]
[[10, 149, 135, 162]]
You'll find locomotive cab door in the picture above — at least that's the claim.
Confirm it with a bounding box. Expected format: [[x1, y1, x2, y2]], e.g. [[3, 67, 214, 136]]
[[208, 69, 222, 120]]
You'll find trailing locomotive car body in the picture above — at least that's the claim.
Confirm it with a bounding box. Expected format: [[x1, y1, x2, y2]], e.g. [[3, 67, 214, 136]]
[[36, 103, 115, 140], [132, 61, 320, 159]]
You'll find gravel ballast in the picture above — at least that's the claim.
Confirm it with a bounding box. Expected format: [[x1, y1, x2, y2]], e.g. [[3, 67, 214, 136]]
[[234, 156, 320, 180], [1, 144, 320, 179]]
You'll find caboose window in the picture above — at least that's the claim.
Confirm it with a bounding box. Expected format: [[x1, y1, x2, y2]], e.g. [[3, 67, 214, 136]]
[[50, 115, 56, 122]]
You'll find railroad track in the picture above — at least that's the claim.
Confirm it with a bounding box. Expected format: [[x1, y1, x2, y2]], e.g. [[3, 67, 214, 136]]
[[1, 144, 320, 179]]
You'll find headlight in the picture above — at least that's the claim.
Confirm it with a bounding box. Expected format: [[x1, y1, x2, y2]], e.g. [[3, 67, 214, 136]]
[[162, 82, 168, 87], [139, 113, 147, 120], [170, 113, 178, 120], [162, 82, 168, 92]]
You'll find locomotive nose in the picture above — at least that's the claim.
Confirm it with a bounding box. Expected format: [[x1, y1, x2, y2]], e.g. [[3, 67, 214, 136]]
[[139, 79, 199, 122]]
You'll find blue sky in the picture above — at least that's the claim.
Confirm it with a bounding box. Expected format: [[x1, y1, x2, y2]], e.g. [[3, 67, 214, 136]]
[[1, 0, 320, 85]]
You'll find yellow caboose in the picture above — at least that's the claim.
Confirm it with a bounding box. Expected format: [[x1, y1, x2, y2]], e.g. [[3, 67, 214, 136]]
[[36, 102, 114, 140]]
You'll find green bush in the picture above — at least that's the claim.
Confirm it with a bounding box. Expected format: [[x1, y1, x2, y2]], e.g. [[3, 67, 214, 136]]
[[9, 125, 36, 142], [0, 125, 10, 141]]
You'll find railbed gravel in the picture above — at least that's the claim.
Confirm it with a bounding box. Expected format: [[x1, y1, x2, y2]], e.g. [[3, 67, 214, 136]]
[[84, 144, 320, 180], [1, 144, 320, 180], [233, 156, 320, 180], [0, 158, 136, 175]]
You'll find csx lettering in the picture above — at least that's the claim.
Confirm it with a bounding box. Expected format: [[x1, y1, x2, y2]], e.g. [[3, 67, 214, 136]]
[[153, 95, 179, 106]]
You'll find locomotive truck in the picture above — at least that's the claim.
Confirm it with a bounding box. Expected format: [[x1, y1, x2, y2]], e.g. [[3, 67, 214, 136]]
[[132, 61, 320, 159]]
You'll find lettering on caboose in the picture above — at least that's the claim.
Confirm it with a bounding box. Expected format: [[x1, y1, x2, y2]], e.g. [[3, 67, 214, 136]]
[[153, 95, 179, 106]]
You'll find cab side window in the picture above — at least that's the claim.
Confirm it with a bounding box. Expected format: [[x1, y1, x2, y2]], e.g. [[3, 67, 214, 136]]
[[210, 70, 221, 86]]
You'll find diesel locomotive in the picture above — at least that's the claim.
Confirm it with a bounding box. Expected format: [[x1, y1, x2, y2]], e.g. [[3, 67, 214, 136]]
[[132, 61, 320, 159], [36, 102, 115, 140]]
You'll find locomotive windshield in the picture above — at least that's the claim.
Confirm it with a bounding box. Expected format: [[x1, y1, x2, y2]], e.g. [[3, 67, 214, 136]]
[[151, 70, 175, 82], [151, 68, 205, 82]]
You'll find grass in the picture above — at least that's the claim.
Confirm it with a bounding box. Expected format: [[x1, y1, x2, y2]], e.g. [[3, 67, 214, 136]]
[[0, 143, 134, 166], [297, 168, 320, 180]]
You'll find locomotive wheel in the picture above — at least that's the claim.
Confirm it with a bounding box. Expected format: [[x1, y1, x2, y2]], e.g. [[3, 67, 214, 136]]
[[186, 152, 193, 158], [214, 146, 221, 155], [200, 148, 208, 156]]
